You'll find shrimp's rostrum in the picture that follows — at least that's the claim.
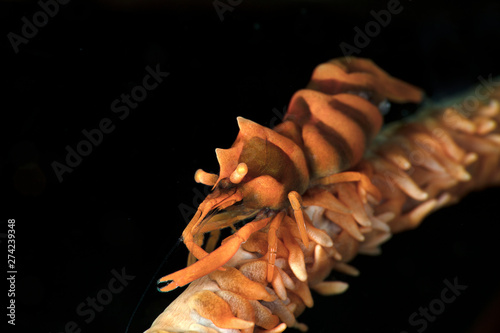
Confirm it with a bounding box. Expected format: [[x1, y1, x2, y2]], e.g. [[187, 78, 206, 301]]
[[146, 57, 500, 333]]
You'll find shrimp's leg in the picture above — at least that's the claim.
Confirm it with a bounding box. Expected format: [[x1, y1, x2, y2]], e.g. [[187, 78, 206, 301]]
[[266, 211, 285, 282], [182, 189, 243, 261], [159, 216, 272, 292], [288, 191, 310, 248], [311, 171, 381, 201]]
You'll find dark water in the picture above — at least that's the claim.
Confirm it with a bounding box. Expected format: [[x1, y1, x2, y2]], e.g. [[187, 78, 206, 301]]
[[2, 1, 500, 332]]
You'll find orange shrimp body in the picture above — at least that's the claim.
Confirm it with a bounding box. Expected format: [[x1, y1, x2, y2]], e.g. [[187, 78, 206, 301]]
[[276, 57, 421, 179], [147, 57, 500, 333], [157, 57, 422, 293]]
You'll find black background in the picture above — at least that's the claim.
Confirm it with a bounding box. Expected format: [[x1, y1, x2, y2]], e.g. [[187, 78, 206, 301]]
[[2, 0, 500, 333]]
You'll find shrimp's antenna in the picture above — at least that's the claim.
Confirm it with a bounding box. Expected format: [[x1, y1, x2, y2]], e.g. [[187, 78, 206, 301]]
[[124, 238, 182, 333]]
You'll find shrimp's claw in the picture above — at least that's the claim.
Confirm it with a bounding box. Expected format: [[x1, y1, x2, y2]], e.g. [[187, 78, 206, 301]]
[[158, 216, 272, 291]]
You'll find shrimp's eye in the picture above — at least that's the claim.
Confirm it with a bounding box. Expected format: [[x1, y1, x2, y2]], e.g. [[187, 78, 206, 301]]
[[230, 163, 248, 184], [218, 178, 232, 189]]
